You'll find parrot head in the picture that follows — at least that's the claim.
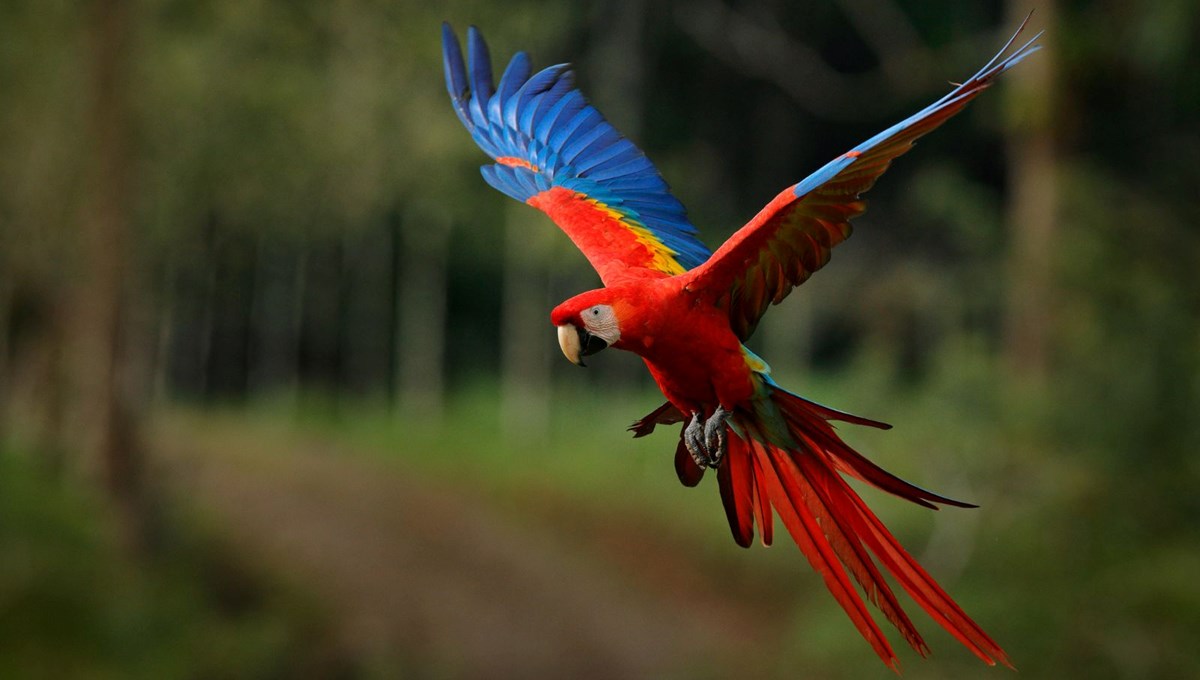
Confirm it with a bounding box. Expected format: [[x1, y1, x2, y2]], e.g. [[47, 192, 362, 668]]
[[551, 291, 622, 367]]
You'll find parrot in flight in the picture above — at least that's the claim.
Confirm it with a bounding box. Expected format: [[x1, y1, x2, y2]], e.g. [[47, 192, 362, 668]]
[[442, 17, 1039, 671]]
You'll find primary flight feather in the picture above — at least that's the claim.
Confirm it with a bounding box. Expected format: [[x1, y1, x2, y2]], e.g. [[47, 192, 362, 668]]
[[442, 18, 1039, 671]]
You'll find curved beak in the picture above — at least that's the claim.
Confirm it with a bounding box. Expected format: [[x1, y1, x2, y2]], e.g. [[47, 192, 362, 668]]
[[556, 324, 608, 367]]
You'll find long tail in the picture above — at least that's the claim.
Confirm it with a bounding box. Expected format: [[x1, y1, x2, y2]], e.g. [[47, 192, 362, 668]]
[[712, 386, 1010, 671]]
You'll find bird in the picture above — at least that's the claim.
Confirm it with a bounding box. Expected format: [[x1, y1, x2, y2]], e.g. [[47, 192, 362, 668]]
[[442, 17, 1038, 671]]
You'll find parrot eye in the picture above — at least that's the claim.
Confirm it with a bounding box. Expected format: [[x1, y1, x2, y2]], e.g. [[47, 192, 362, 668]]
[[580, 304, 619, 342]]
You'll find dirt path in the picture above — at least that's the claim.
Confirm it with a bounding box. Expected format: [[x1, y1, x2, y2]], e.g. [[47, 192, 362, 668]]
[[151, 418, 787, 678]]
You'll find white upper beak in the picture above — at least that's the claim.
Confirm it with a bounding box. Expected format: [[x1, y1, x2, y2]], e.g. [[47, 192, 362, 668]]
[[557, 324, 584, 366]]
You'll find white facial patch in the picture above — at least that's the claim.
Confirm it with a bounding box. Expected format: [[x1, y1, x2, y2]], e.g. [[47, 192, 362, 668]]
[[582, 304, 621, 345]]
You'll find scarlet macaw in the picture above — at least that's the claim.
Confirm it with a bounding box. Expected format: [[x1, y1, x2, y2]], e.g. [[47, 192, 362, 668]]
[[442, 18, 1039, 671]]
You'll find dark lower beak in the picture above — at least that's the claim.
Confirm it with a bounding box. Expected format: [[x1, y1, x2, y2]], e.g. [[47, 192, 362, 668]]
[[579, 328, 608, 361]]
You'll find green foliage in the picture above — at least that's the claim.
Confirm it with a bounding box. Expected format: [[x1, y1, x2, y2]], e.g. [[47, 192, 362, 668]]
[[0, 449, 351, 679]]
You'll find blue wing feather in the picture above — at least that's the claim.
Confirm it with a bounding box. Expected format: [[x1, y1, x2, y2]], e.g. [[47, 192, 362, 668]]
[[584, 156, 655, 182], [534, 91, 585, 143], [466, 27, 494, 106], [561, 126, 616, 166], [551, 108, 602, 151], [496, 52, 531, 101], [442, 23, 711, 272], [574, 139, 636, 172]]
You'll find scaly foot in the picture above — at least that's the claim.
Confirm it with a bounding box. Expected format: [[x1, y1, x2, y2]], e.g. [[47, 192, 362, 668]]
[[703, 405, 732, 468], [683, 412, 708, 469]]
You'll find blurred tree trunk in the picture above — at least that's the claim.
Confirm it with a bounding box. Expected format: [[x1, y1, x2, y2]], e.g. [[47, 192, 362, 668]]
[[290, 244, 307, 403], [197, 215, 218, 399], [335, 228, 352, 401], [248, 236, 304, 399], [77, 0, 147, 549], [151, 261, 174, 404], [0, 278, 9, 443], [36, 306, 69, 477], [298, 236, 343, 395], [246, 237, 267, 396], [394, 210, 449, 422], [501, 203, 552, 440], [239, 238, 259, 400], [1003, 0, 1058, 384]]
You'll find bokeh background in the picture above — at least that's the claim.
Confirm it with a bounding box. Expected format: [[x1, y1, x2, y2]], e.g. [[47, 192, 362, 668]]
[[2, 0, 1198, 677]]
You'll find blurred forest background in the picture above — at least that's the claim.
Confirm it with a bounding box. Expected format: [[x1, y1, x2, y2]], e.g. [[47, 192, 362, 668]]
[[2, 0, 1198, 677]]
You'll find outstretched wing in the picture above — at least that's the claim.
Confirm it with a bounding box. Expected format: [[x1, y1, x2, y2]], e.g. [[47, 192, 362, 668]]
[[686, 20, 1041, 340], [442, 24, 711, 285]]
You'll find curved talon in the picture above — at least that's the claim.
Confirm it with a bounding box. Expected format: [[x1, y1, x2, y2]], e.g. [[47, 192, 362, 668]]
[[704, 405, 732, 468], [683, 412, 709, 469]]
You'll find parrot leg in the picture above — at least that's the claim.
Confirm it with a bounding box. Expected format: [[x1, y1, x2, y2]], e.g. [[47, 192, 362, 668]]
[[683, 412, 709, 469], [684, 407, 733, 468], [703, 405, 731, 468]]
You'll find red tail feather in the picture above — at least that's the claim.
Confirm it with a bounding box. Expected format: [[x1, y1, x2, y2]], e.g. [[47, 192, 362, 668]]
[[717, 434, 755, 548], [841, 486, 1011, 667], [673, 437, 705, 487], [773, 389, 978, 510], [748, 442, 774, 547], [703, 391, 1011, 669]]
